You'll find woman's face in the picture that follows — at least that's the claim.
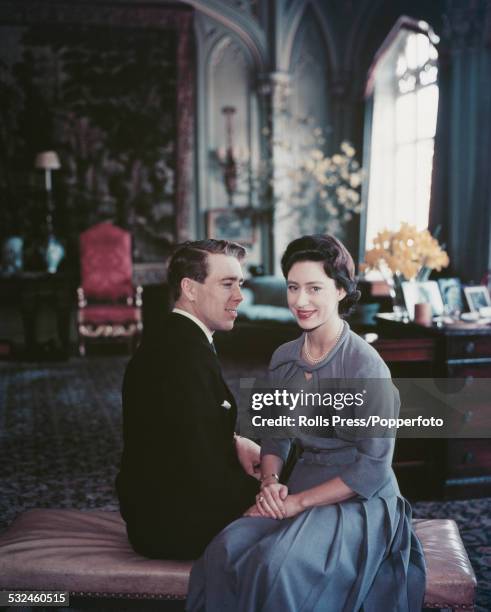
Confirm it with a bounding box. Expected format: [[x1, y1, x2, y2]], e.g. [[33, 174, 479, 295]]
[[286, 260, 346, 331]]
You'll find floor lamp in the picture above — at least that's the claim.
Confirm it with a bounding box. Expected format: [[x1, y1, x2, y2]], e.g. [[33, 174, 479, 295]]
[[35, 151, 64, 273]]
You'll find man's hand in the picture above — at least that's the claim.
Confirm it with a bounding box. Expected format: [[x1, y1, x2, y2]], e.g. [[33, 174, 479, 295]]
[[234, 435, 261, 479]]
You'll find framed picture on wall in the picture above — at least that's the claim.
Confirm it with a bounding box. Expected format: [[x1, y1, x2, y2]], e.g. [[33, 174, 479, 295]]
[[207, 209, 255, 246], [464, 285, 491, 312]]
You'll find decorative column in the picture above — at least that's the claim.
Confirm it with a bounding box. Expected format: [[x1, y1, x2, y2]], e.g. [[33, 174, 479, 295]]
[[257, 71, 293, 273], [329, 71, 356, 149], [329, 68, 363, 260], [429, 0, 491, 282]]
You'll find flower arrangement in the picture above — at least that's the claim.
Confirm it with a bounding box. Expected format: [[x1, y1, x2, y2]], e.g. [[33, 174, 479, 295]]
[[362, 222, 449, 282], [288, 140, 363, 237], [252, 114, 363, 240]]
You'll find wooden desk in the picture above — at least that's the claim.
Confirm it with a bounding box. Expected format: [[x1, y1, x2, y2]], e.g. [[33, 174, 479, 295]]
[[374, 313, 491, 499], [375, 312, 491, 376], [0, 272, 74, 359]]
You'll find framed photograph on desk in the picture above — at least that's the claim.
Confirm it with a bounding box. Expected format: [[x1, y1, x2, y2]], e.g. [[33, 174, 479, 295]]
[[438, 278, 464, 313], [464, 285, 491, 312], [401, 280, 445, 319]]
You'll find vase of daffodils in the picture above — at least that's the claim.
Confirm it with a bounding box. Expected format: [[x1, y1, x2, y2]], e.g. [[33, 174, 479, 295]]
[[362, 223, 450, 315]]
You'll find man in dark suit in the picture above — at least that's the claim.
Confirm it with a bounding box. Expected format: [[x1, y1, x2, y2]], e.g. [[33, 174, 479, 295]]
[[116, 240, 260, 559]]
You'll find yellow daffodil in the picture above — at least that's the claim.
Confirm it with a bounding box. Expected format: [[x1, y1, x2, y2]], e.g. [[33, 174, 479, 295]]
[[363, 223, 449, 280]]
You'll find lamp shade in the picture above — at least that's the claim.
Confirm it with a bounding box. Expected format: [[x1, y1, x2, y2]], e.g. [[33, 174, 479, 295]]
[[35, 151, 61, 170]]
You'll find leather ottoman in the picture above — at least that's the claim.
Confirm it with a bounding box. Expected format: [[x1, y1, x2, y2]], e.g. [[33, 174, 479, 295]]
[[0, 509, 477, 608]]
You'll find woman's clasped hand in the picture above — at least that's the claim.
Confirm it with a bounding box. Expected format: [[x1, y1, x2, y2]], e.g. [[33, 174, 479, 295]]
[[244, 479, 304, 519]]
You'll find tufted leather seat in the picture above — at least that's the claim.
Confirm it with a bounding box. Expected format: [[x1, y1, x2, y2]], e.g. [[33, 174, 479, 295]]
[[0, 510, 477, 608], [0, 510, 190, 599], [413, 518, 477, 610]]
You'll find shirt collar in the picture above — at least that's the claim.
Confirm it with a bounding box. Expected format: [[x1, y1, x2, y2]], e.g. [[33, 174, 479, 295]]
[[172, 308, 214, 344]]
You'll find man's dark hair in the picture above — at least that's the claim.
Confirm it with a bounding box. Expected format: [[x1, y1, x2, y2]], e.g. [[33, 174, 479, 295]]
[[280, 234, 361, 315], [168, 239, 247, 300]]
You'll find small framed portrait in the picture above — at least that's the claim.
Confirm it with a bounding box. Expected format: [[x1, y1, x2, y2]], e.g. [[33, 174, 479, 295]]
[[401, 280, 445, 319], [438, 278, 464, 313], [207, 208, 255, 246], [464, 285, 491, 312]]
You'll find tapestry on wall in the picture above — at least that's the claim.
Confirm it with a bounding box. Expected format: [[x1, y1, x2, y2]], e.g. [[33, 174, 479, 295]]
[[0, 20, 180, 265]]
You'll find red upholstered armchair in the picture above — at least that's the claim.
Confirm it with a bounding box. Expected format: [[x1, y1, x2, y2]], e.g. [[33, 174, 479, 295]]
[[77, 222, 143, 356]]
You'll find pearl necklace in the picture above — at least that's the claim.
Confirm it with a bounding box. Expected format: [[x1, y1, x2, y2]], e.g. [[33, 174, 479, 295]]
[[303, 321, 344, 364]]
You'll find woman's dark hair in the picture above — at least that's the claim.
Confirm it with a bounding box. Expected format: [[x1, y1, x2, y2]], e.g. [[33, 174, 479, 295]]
[[168, 239, 246, 300], [281, 234, 361, 315]]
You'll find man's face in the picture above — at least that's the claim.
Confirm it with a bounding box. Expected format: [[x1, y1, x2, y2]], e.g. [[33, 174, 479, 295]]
[[191, 253, 244, 332]]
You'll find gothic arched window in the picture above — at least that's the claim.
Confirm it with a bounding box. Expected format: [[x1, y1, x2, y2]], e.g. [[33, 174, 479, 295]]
[[364, 21, 439, 247]]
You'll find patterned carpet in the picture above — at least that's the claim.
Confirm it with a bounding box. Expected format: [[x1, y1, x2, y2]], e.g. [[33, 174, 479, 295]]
[[0, 356, 490, 611]]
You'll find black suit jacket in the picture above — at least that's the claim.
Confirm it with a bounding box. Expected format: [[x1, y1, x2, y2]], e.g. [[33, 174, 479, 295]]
[[116, 313, 258, 559]]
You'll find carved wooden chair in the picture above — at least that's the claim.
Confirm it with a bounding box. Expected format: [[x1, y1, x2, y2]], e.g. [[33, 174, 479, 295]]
[[77, 222, 142, 356]]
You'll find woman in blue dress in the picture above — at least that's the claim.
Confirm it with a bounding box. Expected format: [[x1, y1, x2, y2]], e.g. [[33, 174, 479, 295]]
[[187, 234, 426, 612]]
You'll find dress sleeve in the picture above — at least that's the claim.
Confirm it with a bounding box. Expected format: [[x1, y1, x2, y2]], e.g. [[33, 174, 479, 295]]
[[338, 437, 395, 499], [260, 438, 292, 463], [259, 349, 293, 464], [336, 372, 399, 499]]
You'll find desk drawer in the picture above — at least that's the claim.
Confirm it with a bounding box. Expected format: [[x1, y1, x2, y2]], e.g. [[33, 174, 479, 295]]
[[447, 440, 491, 477], [447, 362, 491, 378], [446, 336, 491, 359], [374, 338, 435, 362]]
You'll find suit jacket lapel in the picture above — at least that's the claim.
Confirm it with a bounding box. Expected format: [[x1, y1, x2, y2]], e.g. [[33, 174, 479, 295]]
[[169, 312, 237, 410]]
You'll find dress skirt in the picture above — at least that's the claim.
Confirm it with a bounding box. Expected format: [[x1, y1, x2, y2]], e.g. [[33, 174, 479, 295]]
[[186, 454, 426, 612]]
